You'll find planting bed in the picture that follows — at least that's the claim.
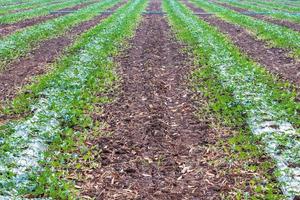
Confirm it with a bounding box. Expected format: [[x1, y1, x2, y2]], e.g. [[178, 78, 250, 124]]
[[0, 0, 121, 68], [0, 0, 62, 15], [216, 1, 300, 33], [183, 1, 300, 87], [189, 0, 300, 58], [0, 0, 299, 199], [0, 1, 126, 103], [0, 0, 98, 37], [78, 1, 237, 198]]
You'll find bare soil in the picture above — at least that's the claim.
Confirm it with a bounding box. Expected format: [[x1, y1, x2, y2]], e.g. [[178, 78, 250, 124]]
[[78, 1, 239, 199], [4, 1, 65, 15], [0, 1, 126, 102], [218, 2, 300, 33], [0, 1, 98, 37], [184, 1, 300, 88]]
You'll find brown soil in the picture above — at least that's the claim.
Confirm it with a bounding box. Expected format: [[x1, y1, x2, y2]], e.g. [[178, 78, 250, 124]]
[[217, 2, 300, 32], [3, 1, 64, 15], [78, 1, 238, 199], [0, 1, 125, 102], [0, 1, 98, 37], [184, 1, 300, 88]]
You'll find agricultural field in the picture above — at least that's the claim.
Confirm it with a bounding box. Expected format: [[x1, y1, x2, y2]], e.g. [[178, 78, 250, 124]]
[[0, 0, 299, 199]]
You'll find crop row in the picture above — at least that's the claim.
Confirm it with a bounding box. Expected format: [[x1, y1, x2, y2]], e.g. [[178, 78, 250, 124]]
[[0, 0, 62, 15], [0, 0, 147, 198], [0, 0, 29, 6], [164, 0, 300, 199], [0, 0, 92, 24], [259, 0, 300, 8], [0, 0, 120, 69], [190, 0, 300, 57], [0, 0, 56, 15], [216, 0, 300, 24], [232, 0, 300, 13]]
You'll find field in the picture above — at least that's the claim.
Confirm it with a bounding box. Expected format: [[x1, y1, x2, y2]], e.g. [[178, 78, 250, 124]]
[[0, 0, 299, 199]]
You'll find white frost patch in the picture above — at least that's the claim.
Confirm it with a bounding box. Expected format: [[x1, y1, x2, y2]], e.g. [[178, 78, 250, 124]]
[[249, 117, 300, 197]]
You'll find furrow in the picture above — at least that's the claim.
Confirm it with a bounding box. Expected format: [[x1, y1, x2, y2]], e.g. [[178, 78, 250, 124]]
[[0, 0, 98, 37], [183, 1, 300, 88], [0, 0, 147, 198], [252, 0, 300, 12], [0, 0, 90, 24], [189, 0, 300, 59], [217, 2, 300, 33], [79, 0, 241, 199], [0, 1, 126, 103], [0, 0, 121, 69], [165, 0, 300, 198], [0, 0, 64, 16]]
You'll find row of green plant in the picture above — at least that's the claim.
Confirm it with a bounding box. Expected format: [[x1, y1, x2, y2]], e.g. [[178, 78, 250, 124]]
[[216, 0, 300, 25], [259, 0, 300, 8], [242, 0, 300, 12], [0, 0, 147, 198], [0, 0, 92, 24], [0, 0, 62, 15], [194, 91, 282, 199], [0, 0, 30, 6], [164, 0, 300, 199], [189, 0, 300, 57], [0, 0, 120, 69]]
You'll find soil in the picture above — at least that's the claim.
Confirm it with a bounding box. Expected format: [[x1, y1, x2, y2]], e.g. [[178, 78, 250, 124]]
[[0, 1, 98, 37], [3, 1, 65, 15], [0, 1, 126, 102], [183, 1, 300, 88], [218, 2, 300, 33], [78, 1, 237, 199]]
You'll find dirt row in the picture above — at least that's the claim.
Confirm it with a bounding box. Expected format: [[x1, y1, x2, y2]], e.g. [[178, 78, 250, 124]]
[[183, 1, 300, 88], [217, 2, 300, 33], [76, 0, 253, 199], [1, 0, 64, 16], [0, 1, 126, 103], [0, 0, 98, 37]]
